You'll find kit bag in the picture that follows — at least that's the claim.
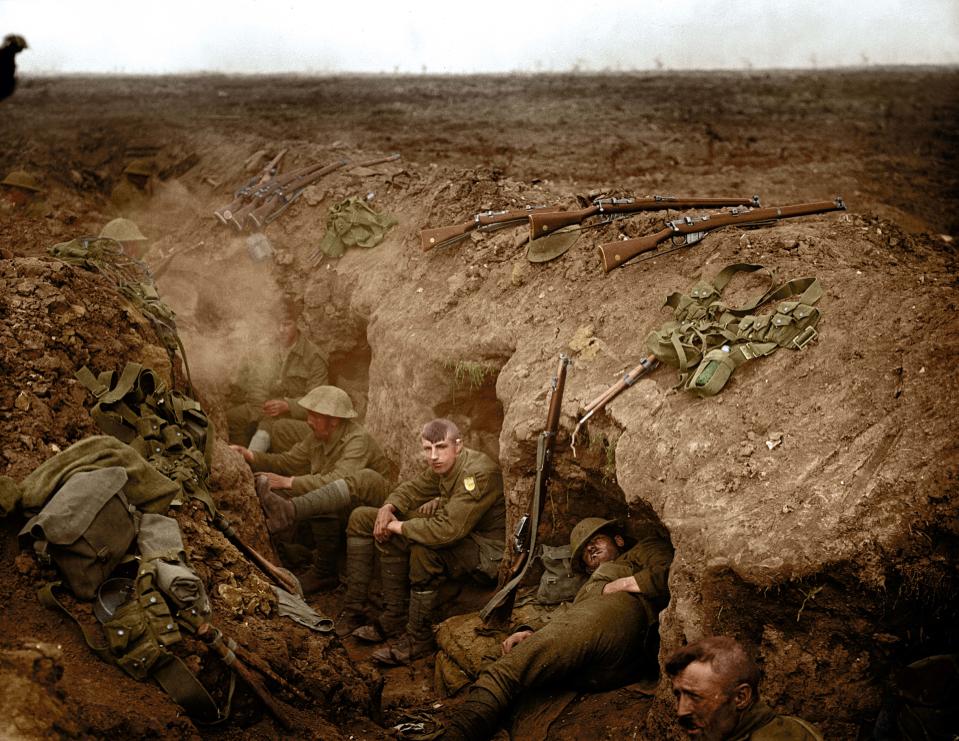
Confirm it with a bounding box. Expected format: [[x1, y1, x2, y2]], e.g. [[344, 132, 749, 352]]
[[19, 467, 137, 599], [535, 543, 586, 605]]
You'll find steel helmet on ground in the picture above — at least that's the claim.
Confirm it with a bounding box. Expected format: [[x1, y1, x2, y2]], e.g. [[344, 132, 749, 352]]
[[298, 385, 357, 418], [124, 159, 155, 177], [1, 170, 43, 192], [569, 517, 618, 569], [99, 217, 148, 242]]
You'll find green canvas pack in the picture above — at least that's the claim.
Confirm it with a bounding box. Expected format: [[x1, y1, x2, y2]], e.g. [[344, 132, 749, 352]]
[[646, 263, 822, 397], [76, 362, 216, 514], [19, 467, 137, 600], [535, 543, 586, 605]]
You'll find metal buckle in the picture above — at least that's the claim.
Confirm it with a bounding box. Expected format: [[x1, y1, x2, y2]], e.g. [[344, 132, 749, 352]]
[[792, 326, 818, 350]]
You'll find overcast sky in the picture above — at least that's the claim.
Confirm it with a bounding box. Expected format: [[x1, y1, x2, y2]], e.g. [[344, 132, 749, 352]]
[[4, 0, 958, 74]]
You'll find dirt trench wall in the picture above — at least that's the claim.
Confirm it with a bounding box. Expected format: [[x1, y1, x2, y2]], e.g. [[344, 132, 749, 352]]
[[280, 172, 959, 736]]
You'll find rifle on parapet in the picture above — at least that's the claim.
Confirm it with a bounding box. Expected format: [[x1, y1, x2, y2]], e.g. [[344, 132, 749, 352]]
[[571, 355, 659, 456], [597, 197, 847, 273], [420, 205, 558, 252], [226, 160, 339, 231], [480, 354, 571, 625], [214, 150, 287, 225], [529, 194, 761, 239], [248, 152, 401, 229]]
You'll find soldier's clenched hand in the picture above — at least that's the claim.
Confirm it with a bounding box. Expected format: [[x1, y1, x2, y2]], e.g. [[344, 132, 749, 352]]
[[502, 630, 534, 655], [373, 503, 398, 543], [262, 399, 290, 417]]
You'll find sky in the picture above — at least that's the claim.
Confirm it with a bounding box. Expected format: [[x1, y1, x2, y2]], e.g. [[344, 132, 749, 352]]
[[3, 0, 958, 74]]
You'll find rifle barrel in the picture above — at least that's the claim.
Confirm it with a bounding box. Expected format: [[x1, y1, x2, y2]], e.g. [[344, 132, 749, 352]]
[[530, 195, 761, 238], [598, 198, 845, 272]]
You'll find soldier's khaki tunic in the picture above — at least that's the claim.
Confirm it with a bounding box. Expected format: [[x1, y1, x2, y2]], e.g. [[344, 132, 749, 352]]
[[727, 701, 824, 741], [226, 333, 328, 451], [473, 530, 673, 707], [250, 418, 391, 496], [347, 448, 505, 586]]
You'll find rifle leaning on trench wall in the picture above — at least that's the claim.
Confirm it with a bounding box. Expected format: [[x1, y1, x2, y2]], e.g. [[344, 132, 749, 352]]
[[528, 194, 761, 239], [213, 149, 287, 225], [480, 354, 571, 625], [420, 205, 558, 252], [597, 197, 847, 272]]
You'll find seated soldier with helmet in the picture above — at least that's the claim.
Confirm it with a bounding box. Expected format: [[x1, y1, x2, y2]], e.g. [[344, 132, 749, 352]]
[[226, 302, 329, 455], [438, 516, 673, 741], [230, 385, 392, 594]]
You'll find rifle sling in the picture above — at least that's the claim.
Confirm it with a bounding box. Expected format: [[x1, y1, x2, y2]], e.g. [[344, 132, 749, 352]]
[[479, 431, 549, 621]]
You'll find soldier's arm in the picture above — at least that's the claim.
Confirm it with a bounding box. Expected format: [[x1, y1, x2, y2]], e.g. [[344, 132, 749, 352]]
[[400, 471, 503, 547], [626, 535, 674, 599], [288, 435, 375, 495], [250, 437, 312, 477], [384, 468, 440, 515]]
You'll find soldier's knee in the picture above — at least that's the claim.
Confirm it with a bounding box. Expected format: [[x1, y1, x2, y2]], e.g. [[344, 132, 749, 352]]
[[408, 544, 444, 584], [346, 468, 390, 507], [346, 505, 378, 537]]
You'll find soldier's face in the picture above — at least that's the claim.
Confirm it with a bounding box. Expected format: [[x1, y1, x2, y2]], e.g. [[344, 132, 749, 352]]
[[307, 412, 339, 440], [279, 318, 298, 346], [581, 532, 624, 572], [671, 661, 743, 740], [422, 435, 462, 475]]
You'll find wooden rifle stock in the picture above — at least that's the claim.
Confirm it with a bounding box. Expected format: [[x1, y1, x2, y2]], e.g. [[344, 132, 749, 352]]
[[529, 194, 761, 238], [480, 354, 571, 624], [420, 205, 557, 252], [571, 355, 659, 454], [598, 197, 846, 273], [215, 149, 287, 224], [214, 514, 301, 595]]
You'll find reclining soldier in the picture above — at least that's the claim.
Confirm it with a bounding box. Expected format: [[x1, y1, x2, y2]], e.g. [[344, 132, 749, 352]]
[[226, 304, 329, 454], [336, 418, 505, 666], [230, 385, 392, 594], [440, 517, 673, 741], [666, 635, 823, 740]]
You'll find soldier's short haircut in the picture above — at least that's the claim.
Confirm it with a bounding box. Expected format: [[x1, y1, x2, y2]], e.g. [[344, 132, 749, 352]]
[[664, 636, 761, 696], [421, 418, 461, 444]]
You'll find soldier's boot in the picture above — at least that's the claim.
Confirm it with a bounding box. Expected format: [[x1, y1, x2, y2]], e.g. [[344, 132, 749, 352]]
[[370, 588, 437, 666], [290, 479, 351, 520], [353, 553, 408, 643], [298, 517, 341, 595], [439, 687, 503, 741], [247, 429, 271, 453], [336, 536, 374, 638]]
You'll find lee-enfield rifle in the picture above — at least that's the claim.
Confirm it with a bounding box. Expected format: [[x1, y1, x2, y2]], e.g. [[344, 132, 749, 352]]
[[529, 194, 761, 238], [480, 354, 571, 625], [420, 205, 558, 252], [227, 160, 345, 230], [597, 197, 847, 273], [213, 512, 302, 596], [248, 152, 401, 229], [214, 149, 287, 224]]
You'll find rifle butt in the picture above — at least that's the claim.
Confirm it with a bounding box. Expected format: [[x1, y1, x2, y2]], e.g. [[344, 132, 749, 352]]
[[420, 222, 472, 251], [598, 230, 669, 272], [528, 208, 589, 237]]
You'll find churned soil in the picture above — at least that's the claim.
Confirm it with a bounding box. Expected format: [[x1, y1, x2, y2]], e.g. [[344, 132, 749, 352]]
[[0, 68, 957, 739]]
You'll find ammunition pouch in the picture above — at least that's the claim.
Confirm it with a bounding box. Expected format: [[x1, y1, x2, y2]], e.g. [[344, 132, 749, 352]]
[[76, 362, 216, 514], [20, 467, 137, 600]]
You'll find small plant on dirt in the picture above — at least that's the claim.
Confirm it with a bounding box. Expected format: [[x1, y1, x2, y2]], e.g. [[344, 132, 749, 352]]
[[590, 433, 618, 484], [446, 360, 495, 393]]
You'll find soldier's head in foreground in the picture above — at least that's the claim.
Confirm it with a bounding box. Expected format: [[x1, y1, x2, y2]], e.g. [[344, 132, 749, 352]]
[[570, 517, 626, 573], [666, 636, 761, 740], [1, 169, 43, 207], [420, 418, 463, 475], [298, 385, 356, 441]]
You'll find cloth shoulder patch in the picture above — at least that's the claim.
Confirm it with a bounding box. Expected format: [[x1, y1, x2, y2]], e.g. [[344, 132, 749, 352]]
[[463, 476, 476, 493]]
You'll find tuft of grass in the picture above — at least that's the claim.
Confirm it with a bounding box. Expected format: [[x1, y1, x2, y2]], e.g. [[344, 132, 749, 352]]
[[446, 360, 495, 392]]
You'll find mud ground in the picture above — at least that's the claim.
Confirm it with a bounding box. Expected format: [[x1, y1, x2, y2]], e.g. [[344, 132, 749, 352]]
[[1, 68, 957, 739]]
